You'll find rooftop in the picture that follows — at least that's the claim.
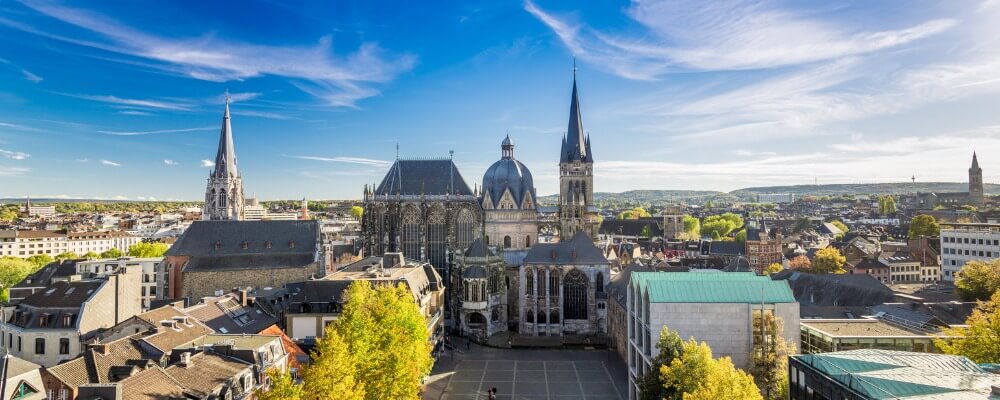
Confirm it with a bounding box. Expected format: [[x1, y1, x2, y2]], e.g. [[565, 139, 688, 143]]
[[630, 271, 795, 304], [800, 319, 937, 338]]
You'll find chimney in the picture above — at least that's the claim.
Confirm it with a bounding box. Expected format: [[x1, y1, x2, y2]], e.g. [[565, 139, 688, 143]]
[[179, 352, 192, 368], [239, 288, 248, 306]]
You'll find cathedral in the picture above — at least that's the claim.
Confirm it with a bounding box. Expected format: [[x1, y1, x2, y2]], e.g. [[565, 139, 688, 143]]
[[362, 70, 610, 341], [913, 153, 986, 208], [203, 96, 246, 221]]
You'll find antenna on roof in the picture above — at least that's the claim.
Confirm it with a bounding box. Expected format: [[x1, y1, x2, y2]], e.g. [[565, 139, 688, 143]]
[[395, 142, 399, 160], [573, 56, 577, 78]]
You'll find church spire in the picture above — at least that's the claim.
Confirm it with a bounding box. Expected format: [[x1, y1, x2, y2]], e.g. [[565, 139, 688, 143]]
[[972, 151, 980, 170], [212, 93, 238, 179], [562, 62, 590, 164]]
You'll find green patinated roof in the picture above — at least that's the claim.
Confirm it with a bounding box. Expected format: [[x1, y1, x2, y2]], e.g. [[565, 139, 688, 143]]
[[630, 271, 795, 304], [794, 350, 1000, 399]]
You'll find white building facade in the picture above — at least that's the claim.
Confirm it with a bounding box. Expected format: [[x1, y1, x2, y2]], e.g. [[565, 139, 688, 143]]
[[940, 222, 1000, 280]]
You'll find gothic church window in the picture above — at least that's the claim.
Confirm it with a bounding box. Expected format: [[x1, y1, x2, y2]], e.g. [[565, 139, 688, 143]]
[[563, 269, 588, 320], [427, 208, 446, 269], [525, 269, 533, 295], [456, 209, 474, 250], [596, 271, 604, 293], [402, 206, 421, 260]]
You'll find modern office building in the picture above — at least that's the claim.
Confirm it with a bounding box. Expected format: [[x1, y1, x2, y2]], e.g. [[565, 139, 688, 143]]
[[940, 222, 1000, 280]]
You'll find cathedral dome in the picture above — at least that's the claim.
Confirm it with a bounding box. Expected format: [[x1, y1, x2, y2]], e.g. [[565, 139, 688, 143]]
[[482, 135, 535, 209]]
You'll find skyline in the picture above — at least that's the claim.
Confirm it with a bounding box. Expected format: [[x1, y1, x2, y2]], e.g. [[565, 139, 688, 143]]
[[1, 1, 1000, 200]]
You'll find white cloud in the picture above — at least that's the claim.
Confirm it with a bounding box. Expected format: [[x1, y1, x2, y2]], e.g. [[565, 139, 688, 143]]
[[76, 158, 90, 163], [0, 149, 30, 160], [7, 1, 416, 107], [200, 159, 215, 168], [98, 126, 214, 136], [59, 93, 192, 110], [0, 121, 45, 132], [212, 92, 260, 104], [525, 0, 955, 78], [231, 110, 293, 120], [118, 110, 154, 116], [286, 155, 392, 167], [163, 159, 178, 166], [0, 166, 30, 176], [21, 69, 42, 83], [100, 159, 121, 167]]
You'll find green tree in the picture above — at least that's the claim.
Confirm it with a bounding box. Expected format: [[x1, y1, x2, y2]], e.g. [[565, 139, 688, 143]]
[[128, 242, 169, 258], [319, 281, 432, 400], [638, 326, 684, 400], [702, 213, 744, 239], [619, 207, 652, 220], [908, 215, 940, 238], [830, 220, 848, 235], [256, 368, 304, 400], [681, 215, 700, 239], [934, 290, 1000, 363], [100, 248, 123, 259], [25, 254, 53, 268], [750, 313, 795, 400], [350, 206, 364, 220], [641, 224, 653, 238], [764, 263, 784, 276], [811, 247, 846, 274], [735, 229, 747, 243], [82, 251, 99, 259], [0, 208, 18, 223], [954, 260, 1000, 301], [660, 338, 762, 400], [302, 328, 363, 399], [54, 252, 79, 261], [0, 257, 36, 302]]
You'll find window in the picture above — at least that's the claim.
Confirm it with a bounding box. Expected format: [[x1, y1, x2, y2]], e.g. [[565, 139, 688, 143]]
[[35, 338, 44, 355], [525, 235, 531, 247], [402, 206, 421, 260], [526, 310, 534, 323], [563, 269, 589, 320], [596, 271, 604, 293], [548, 272, 560, 298], [427, 208, 447, 270], [525, 270, 534, 295], [59, 338, 69, 354], [503, 236, 511, 249]]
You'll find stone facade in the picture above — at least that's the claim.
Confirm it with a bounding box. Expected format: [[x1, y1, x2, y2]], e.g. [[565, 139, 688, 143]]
[[558, 75, 599, 240], [203, 97, 245, 221], [454, 239, 507, 340], [182, 266, 317, 304], [481, 136, 538, 251]]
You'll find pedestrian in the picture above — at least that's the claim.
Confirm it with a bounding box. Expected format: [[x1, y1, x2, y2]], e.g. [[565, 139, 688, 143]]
[[487, 389, 495, 400], [466, 340, 470, 350]]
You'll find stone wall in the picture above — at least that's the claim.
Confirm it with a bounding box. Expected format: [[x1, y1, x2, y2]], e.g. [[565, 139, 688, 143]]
[[182, 265, 317, 302]]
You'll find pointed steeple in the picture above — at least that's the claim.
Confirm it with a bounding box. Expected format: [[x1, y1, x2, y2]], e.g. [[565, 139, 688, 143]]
[[565, 72, 587, 162], [212, 94, 238, 179], [972, 151, 980, 170]]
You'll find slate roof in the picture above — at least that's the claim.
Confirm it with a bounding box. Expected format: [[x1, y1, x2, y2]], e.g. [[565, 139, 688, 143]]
[[705, 240, 746, 256], [374, 158, 473, 196], [12, 261, 78, 289], [463, 265, 488, 279], [631, 271, 795, 304], [164, 352, 251, 398], [793, 350, 1000, 399], [599, 218, 663, 237], [17, 280, 104, 310], [463, 238, 494, 258], [184, 294, 278, 334], [607, 263, 652, 306], [166, 220, 318, 257], [286, 280, 352, 306], [772, 270, 894, 307], [482, 141, 535, 208], [523, 231, 607, 265], [560, 76, 593, 164]]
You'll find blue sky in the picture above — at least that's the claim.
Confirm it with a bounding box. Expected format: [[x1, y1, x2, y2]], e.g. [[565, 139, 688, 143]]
[[1, 0, 1000, 200]]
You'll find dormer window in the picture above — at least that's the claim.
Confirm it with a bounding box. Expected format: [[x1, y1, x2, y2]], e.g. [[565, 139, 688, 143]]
[[214, 241, 222, 250], [264, 241, 272, 249], [288, 241, 295, 249], [241, 241, 249, 249]]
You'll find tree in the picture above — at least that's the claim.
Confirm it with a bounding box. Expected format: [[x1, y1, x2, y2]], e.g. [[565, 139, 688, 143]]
[[0, 208, 17, 223], [735, 229, 747, 243], [82, 251, 99, 259], [934, 290, 1000, 363], [830, 220, 848, 235], [619, 207, 652, 220], [954, 260, 1000, 301], [660, 338, 762, 400], [349, 205, 364, 220], [317, 281, 432, 400], [54, 252, 79, 261], [641, 224, 653, 238], [100, 248, 123, 259], [25, 254, 53, 268], [811, 247, 846, 274], [638, 326, 684, 400], [908, 215, 940, 238], [792, 218, 811, 233], [302, 328, 363, 400], [0, 257, 36, 302], [702, 213, 744, 239], [681, 215, 700, 239], [764, 263, 783, 276], [750, 313, 796, 400], [256, 368, 304, 400], [128, 242, 169, 258], [789, 255, 811, 270]]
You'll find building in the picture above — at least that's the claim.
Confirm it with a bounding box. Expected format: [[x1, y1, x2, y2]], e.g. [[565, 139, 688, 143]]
[[745, 219, 783, 274], [789, 350, 1000, 400], [0, 266, 141, 367], [481, 134, 538, 250], [0, 354, 45, 400], [283, 253, 445, 345], [243, 197, 266, 221], [20, 197, 55, 219], [454, 239, 507, 340], [202, 96, 245, 221], [940, 221, 1000, 280], [757, 193, 795, 204], [659, 206, 684, 240], [799, 319, 948, 355], [607, 263, 651, 364], [627, 271, 799, 400], [849, 257, 891, 283], [75, 257, 162, 310], [162, 220, 328, 302], [558, 72, 599, 240], [7, 261, 79, 302], [65, 231, 145, 256], [913, 153, 986, 208], [0, 230, 143, 259], [877, 251, 922, 283], [520, 231, 610, 337]]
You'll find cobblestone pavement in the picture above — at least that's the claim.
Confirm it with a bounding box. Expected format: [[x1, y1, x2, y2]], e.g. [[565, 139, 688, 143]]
[[422, 341, 627, 400]]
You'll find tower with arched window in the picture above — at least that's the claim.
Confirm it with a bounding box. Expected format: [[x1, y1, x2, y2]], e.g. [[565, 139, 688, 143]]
[[454, 238, 507, 340], [203, 96, 245, 221]]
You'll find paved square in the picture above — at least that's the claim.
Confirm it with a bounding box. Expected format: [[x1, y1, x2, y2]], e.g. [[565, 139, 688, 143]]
[[424, 348, 626, 400]]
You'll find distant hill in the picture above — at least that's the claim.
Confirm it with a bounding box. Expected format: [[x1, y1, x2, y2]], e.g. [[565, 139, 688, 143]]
[[731, 182, 1000, 198], [537, 190, 729, 206]]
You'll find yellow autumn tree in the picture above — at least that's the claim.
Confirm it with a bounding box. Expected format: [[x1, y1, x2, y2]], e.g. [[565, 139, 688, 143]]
[[660, 338, 762, 400], [934, 290, 1000, 363]]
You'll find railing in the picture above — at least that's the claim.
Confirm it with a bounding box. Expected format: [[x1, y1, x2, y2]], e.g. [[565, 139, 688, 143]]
[[877, 314, 940, 335]]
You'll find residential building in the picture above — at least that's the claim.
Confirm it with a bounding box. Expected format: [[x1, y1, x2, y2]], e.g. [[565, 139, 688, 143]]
[[8, 261, 79, 302], [849, 257, 890, 283], [0, 354, 45, 400], [0, 230, 143, 259], [75, 257, 162, 310], [65, 231, 144, 256], [202, 96, 245, 221], [558, 72, 599, 240], [745, 219, 783, 274], [757, 193, 795, 204], [789, 350, 1000, 400], [627, 271, 799, 400], [940, 221, 1000, 280], [520, 231, 610, 337], [878, 252, 922, 283], [0, 266, 141, 367], [20, 198, 55, 219], [162, 220, 328, 302]]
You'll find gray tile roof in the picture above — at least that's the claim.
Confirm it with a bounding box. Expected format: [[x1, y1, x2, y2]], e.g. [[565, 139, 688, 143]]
[[166, 220, 318, 257], [524, 231, 607, 265], [374, 159, 473, 196]]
